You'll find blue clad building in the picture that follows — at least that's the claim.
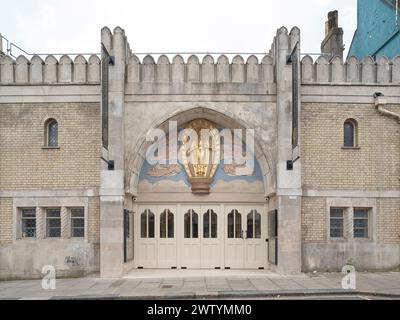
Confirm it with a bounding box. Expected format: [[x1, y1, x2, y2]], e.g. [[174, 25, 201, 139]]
[[348, 0, 400, 59]]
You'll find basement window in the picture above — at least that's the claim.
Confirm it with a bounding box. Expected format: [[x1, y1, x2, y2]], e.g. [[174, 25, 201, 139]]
[[354, 208, 369, 239], [330, 208, 344, 239], [46, 208, 61, 238], [71, 208, 85, 238], [21, 208, 36, 238]]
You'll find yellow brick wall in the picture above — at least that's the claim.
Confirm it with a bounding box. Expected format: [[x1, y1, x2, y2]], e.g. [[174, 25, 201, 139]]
[[301, 103, 400, 245], [0, 103, 101, 244], [88, 197, 100, 244], [302, 197, 400, 244], [301, 197, 326, 243], [0, 199, 13, 244], [301, 103, 400, 191], [0, 103, 101, 190], [376, 198, 400, 244]]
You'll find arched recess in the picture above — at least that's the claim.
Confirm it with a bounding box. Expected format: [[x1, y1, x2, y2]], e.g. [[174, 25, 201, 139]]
[[125, 107, 276, 196]]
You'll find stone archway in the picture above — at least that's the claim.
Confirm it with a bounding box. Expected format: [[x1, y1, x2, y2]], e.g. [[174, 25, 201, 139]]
[[125, 107, 277, 197]]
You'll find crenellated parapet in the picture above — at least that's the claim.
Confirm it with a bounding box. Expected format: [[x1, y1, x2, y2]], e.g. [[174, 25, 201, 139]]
[[301, 55, 400, 84], [0, 54, 101, 84], [126, 54, 275, 84]]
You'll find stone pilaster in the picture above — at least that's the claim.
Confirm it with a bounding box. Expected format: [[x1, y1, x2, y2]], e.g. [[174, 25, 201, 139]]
[[36, 207, 44, 240], [61, 207, 70, 239], [345, 208, 354, 239], [274, 27, 302, 274], [100, 27, 127, 278]]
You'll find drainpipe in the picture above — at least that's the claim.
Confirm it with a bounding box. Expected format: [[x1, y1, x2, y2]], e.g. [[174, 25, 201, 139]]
[[374, 92, 400, 123], [373, 92, 400, 189]]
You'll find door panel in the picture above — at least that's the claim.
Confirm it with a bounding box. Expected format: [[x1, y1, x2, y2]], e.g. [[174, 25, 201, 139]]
[[136, 203, 267, 270], [244, 207, 266, 269], [136, 206, 157, 268], [181, 206, 201, 268], [225, 205, 267, 269], [158, 206, 177, 268], [201, 206, 221, 269], [225, 206, 244, 269]]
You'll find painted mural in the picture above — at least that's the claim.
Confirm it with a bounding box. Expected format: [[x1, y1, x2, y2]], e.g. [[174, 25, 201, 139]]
[[138, 127, 265, 194]]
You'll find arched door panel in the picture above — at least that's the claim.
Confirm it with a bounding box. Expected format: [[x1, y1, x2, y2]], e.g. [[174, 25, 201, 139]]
[[158, 206, 177, 268], [244, 207, 266, 269], [180, 206, 201, 268], [135, 206, 157, 268], [201, 206, 221, 269], [225, 206, 244, 269]]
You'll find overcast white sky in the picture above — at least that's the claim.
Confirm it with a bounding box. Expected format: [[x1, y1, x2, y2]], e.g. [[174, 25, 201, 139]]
[[0, 0, 357, 56]]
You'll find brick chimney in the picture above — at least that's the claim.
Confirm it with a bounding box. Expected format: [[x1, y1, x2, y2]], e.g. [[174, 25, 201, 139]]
[[321, 10, 344, 59]]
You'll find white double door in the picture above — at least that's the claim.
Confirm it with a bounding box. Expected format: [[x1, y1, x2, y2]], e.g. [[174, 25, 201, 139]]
[[135, 204, 267, 269], [180, 205, 222, 269], [135, 205, 178, 269], [224, 205, 266, 269]]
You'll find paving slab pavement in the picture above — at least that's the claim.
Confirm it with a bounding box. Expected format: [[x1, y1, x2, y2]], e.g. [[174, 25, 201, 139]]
[[0, 270, 399, 300]]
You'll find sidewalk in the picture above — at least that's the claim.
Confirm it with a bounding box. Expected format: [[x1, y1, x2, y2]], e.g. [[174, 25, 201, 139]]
[[1, 270, 400, 300]]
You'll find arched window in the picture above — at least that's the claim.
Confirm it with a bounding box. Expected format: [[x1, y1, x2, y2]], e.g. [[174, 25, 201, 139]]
[[203, 210, 218, 238], [344, 119, 357, 148], [247, 210, 261, 239], [160, 209, 174, 238], [140, 209, 155, 238], [184, 210, 198, 239], [45, 119, 58, 147], [227, 209, 242, 239]]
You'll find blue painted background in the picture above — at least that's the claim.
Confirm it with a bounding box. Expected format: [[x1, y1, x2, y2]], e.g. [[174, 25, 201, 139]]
[[139, 127, 265, 189], [348, 0, 400, 60], [139, 159, 264, 189]]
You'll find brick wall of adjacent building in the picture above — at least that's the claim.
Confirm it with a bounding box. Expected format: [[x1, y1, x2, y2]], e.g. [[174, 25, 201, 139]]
[[0, 103, 101, 190], [301, 103, 400, 245]]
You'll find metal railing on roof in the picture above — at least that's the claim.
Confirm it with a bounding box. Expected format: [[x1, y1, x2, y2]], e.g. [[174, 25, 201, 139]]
[[0, 33, 100, 59]]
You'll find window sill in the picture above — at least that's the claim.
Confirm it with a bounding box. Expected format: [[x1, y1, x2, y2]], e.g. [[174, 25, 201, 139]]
[[329, 238, 348, 242], [341, 146, 360, 150], [17, 238, 86, 241], [329, 238, 373, 243], [353, 237, 372, 242], [42, 146, 60, 150], [17, 238, 37, 241]]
